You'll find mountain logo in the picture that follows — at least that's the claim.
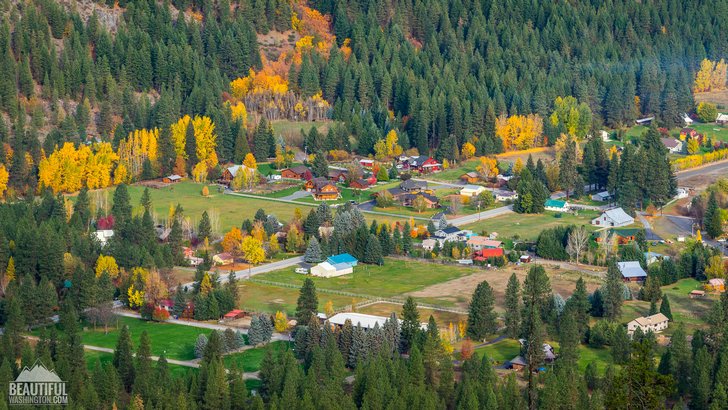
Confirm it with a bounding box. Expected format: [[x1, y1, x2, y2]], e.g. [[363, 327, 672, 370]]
[[8, 360, 67, 406]]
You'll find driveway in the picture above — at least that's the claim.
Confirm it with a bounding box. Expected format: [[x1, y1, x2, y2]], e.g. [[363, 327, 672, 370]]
[[636, 213, 663, 241], [181, 256, 305, 289], [449, 205, 514, 226], [279, 190, 311, 201]]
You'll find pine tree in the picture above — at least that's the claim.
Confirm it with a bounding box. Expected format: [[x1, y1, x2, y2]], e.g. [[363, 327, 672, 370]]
[[559, 138, 578, 199], [304, 237, 323, 263], [295, 278, 318, 324], [704, 191, 723, 239], [172, 285, 186, 317], [466, 280, 497, 341], [603, 260, 624, 321], [194, 334, 208, 358], [659, 294, 673, 320], [311, 151, 329, 178], [111, 184, 132, 226], [400, 296, 420, 353], [402, 222, 413, 255], [504, 273, 521, 339], [198, 210, 212, 242], [363, 234, 383, 265], [565, 277, 591, 339], [184, 120, 197, 171], [113, 325, 135, 391]]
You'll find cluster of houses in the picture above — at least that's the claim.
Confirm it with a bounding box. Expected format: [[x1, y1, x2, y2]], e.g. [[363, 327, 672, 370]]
[[374, 179, 441, 209]]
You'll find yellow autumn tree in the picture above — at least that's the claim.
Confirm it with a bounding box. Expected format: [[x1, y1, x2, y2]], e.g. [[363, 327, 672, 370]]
[[461, 142, 476, 159], [476, 156, 499, 179], [117, 128, 159, 180], [0, 164, 8, 198], [95, 255, 120, 278], [241, 235, 265, 266], [192, 115, 218, 168], [554, 134, 583, 163], [695, 59, 728, 93], [199, 272, 213, 295], [274, 311, 288, 332], [229, 101, 248, 125], [513, 158, 524, 175], [170, 115, 192, 158], [495, 114, 544, 151], [324, 300, 335, 317], [687, 138, 700, 154], [243, 153, 257, 170], [222, 227, 244, 256]]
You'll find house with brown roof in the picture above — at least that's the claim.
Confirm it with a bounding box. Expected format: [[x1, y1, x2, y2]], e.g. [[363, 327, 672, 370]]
[[706, 278, 726, 292], [660, 137, 683, 154], [281, 165, 312, 181], [349, 179, 372, 190], [467, 236, 502, 251], [627, 313, 669, 336], [308, 178, 341, 201], [460, 172, 480, 183], [328, 168, 348, 182], [401, 192, 440, 208]]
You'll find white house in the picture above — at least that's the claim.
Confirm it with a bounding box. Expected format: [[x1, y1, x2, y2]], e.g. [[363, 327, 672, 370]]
[[675, 188, 689, 199], [599, 130, 610, 142], [660, 137, 683, 154], [94, 230, 114, 246], [682, 113, 693, 126], [627, 313, 669, 336], [544, 199, 570, 212], [434, 226, 466, 243], [591, 191, 612, 202], [717, 113, 728, 125], [495, 190, 518, 202], [327, 312, 427, 330], [422, 239, 437, 251], [591, 207, 634, 228], [459, 185, 486, 197], [310, 261, 353, 278]]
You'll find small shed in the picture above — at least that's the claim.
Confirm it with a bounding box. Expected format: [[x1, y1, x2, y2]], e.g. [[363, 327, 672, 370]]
[[520, 255, 532, 263], [509, 356, 527, 371], [617, 261, 647, 282], [706, 278, 726, 292], [213, 253, 234, 265], [223, 309, 245, 320], [689, 290, 706, 299], [163, 174, 182, 183]]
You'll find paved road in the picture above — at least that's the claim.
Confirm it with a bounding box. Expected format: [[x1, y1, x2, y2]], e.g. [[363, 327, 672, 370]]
[[675, 159, 728, 182], [278, 190, 311, 201], [449, 205, 514, 226], [182, 256, 305, 289], [411, 178, 464, 188], [636, 212, 663, 241]]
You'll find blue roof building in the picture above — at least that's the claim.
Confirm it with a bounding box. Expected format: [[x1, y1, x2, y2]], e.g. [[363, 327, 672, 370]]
[[327, 253, 358, 267]]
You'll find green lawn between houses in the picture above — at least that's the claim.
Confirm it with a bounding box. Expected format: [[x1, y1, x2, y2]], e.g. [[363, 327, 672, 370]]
[[462, 210, 602, 241], [256, 257, 481, 298], [224, 341, 292, 372], [237, 281, 364, 316]]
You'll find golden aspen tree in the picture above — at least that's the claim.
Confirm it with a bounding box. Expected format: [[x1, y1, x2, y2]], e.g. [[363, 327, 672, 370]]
[[241, 236, 265, 266], [95, 255, 120, 278], [0, 164, 10, 197], [476, 156, 499, 179], [461, 142, 476, 159], [171, 115, 192, 157]]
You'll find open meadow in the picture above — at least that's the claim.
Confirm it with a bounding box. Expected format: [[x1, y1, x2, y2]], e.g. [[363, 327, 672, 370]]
[[462, 210, 602, 241]]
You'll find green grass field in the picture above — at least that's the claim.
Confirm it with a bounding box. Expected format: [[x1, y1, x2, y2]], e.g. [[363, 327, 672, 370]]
[[238, 281, 364, 315], [427, 159, 480, 182], [256, 257, 481, 298], [77, 316, 213, 361], [223, 341, 292, 372], [463, 210, 601, 241], [84, 350, 195, 377], [474, 338, 520, 364]]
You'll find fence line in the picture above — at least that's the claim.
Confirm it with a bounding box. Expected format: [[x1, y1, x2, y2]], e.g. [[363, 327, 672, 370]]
[[245, 278, 468, 315]]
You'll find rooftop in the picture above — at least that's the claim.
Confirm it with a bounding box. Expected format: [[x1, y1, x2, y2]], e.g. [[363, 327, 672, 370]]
[[631, 313, 669, 327], [601, 207, 634, 225], [328, 312, 394, 329], [545, 199, 567, 208], [327, 253, 358, 265], [617, 261, 647, 278]]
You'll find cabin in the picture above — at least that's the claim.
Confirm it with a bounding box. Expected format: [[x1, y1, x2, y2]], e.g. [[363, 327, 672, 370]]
[[328, 168, 348, 182], [460, 172, 480, 183], [404, 156, 441, 173], [220, 165, 253, 185], [223, 309, 245, 320], [309, 178, 340, 200], [281, 165, 313, 181], [591, 207, 634, 228], [635, 117, 654, 126], [467, 236, 502, 251], [690, 290, 706, 299], [460, 185, 486, 197], [434, 226, 466, 243], [706, 278, 726, 292], [544, 199, 570, 212], [591, 191, 612, 202], [617, 261, 647, 282], [508, 356, 527, 371], [519, 255, 532, 263], [213, 253, 234, 265], [644, 252, 669, 265], [359, 158, 375, 168], [349, 179, 372, 190], [163, 174, 182, 184], [660, 137, 683, 154], [157, 299, 173, 311], [627, 313, 669, 336]]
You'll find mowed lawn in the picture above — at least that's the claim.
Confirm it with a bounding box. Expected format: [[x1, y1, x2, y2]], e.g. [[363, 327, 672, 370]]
[[84, 350, 195, 377], [256, 258, 481, 298], [238, 281, 364, 315], [463, 210, 601, 241], [78, 316, 213, 361], [223, 341, 292, 372]]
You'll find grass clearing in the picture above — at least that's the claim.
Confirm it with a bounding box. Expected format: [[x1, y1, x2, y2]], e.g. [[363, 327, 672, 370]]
[[462, 210, 601, 241], [238, 281, 364, 315], [356, 302, 467, 325], [474, 338, 521, 364], [76, 316, 213, 361], [256, 257, 481, 298], [223, 341, 292, 372]]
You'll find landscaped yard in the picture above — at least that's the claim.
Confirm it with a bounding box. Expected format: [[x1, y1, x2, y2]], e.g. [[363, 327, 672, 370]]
[[256, 258, 481, 298], [474, 338, 521, 364], [223, 341, 292, 372], [462, 210, 601, 241]]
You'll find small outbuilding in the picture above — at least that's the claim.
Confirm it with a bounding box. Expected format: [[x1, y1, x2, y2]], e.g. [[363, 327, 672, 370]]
[[591, 207, 634, 228], [617, 261, 647, 282], [706, 278, 726, 292], [544, 199, 569, 212], [460, 184, 486, 197], [213, 252, 234, 265], [460, 172, 480, 184], [689, 290, 706, 299], [591, 191, 612, 202], [163, 174, 182, 183]]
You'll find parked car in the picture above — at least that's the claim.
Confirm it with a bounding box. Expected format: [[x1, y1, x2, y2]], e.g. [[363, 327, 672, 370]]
[[295, 268, 309, 274]]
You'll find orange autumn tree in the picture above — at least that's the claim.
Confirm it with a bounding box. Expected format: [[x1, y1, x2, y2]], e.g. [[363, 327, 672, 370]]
[[495, 114, 544, 151], [0, 164, 8, 198]]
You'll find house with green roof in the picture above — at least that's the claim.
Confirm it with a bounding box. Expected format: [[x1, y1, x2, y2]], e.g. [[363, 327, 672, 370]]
[[544, 199, 570, 212]]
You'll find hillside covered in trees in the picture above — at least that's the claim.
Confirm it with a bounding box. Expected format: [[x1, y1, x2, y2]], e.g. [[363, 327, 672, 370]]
[[0, 0, 726, 196]]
